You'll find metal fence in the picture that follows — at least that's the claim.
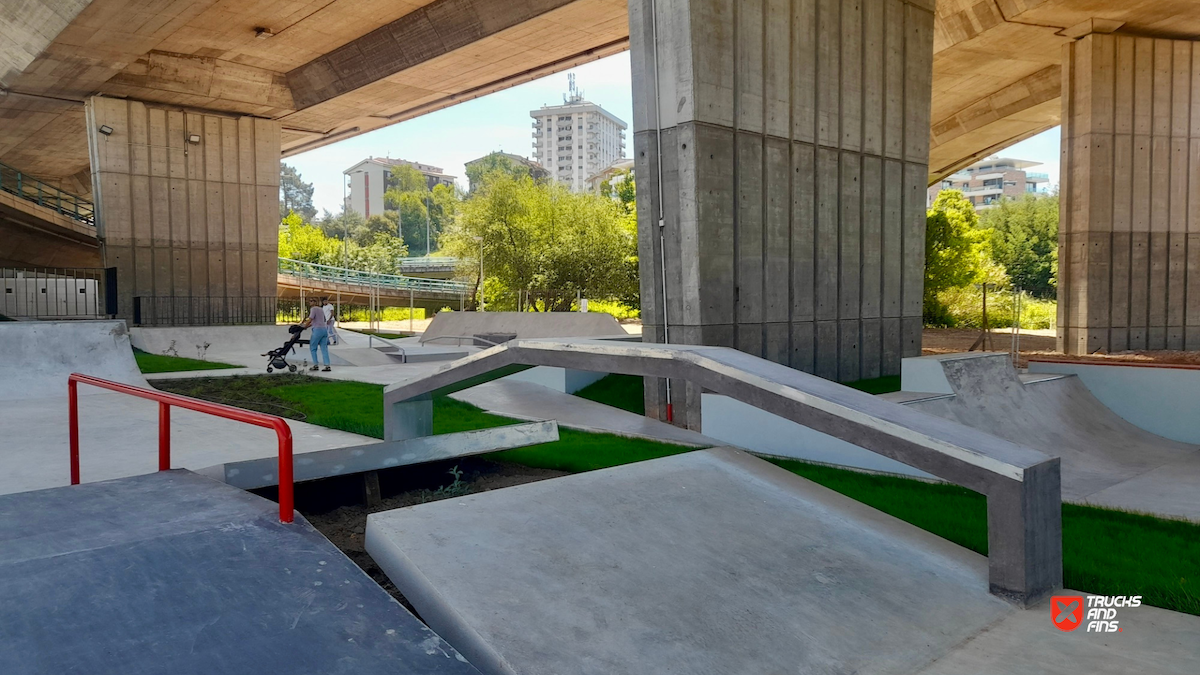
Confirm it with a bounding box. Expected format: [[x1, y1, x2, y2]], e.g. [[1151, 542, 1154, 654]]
[[278, 257, 469, 295], [132, 296, 280, 326], [0, 161, 95, 226], [1, 267, 115, 319]]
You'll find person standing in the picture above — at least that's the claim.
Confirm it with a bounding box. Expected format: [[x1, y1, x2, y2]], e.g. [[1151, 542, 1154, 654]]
[[302, 297, 331, 372], [322, 297, 339, 345]]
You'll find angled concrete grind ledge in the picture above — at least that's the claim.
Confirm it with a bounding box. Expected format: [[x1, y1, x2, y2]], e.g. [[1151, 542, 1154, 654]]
[[384, 339, 1063, 606]]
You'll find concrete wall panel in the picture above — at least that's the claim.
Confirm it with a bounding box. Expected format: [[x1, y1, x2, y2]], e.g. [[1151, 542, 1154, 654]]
[[1061, 34, 1200, 354], [89, 96, 280, 322], [633, 0, 931, 413]]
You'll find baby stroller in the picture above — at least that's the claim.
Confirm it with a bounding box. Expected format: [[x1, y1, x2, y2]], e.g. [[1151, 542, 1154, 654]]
[[263, 324, 308, 373]]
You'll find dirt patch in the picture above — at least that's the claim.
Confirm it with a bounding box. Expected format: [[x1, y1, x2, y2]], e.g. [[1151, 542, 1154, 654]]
[[922, 328, 1200, 368], [302, 458, 568, 615]]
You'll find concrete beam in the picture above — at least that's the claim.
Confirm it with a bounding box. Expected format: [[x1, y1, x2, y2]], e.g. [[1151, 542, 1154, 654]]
[[286, 0, 578, 109], [384, 338, 1064, 606]]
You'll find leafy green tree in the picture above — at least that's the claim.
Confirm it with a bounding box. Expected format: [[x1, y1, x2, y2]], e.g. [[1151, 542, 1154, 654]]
[[279, 211, 340, 263], [924, 190, 988, 325], [441, 174, 636, 311], [979, 194, 1059, 299], [466, 152, 538, 193], [314, 208, 366, 242], [280, 164, 316, 222], [601, 169, 636, 212], [388, 164, 429, 193], [279, 211, 406, 272]]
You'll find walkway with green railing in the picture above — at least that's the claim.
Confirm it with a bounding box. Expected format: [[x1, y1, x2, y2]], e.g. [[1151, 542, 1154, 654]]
[[277, 257, 470, 296], [0, 161, 95, 226]]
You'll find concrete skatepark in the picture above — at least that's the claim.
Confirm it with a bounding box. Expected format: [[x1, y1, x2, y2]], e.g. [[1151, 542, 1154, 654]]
[[2, 318, 1200, 672], [5, 0, 1200, 669]]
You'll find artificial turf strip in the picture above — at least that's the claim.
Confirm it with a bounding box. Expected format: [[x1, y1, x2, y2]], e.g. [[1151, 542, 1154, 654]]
[[574, 373, 900, 417], [574, 374, 646, 415], [842, 375, 902, 394], [247, 377, 692, 473], [767, 457, 1200, 616], [133, 349, 240, 374]]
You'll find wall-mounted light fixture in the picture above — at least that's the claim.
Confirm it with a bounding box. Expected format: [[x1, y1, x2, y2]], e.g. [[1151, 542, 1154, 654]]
[[255, 27, 275, 39], [98, 125, 114, 136], [187, 133, 201, 144]]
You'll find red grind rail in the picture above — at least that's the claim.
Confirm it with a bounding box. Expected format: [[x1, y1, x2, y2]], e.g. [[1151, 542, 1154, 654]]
[[68, 373, 295, 523]]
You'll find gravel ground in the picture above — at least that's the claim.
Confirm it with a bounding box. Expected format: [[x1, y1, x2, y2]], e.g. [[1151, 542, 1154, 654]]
[[922, 328, 1200, 368]]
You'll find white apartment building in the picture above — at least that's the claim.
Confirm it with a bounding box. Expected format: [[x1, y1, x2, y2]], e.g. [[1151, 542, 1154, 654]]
[[530, 89, 627, 193], [344, 157, 455, 218]]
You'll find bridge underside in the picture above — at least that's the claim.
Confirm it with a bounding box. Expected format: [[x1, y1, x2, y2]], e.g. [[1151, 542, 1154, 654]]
[[2, 0, 1199, 352]]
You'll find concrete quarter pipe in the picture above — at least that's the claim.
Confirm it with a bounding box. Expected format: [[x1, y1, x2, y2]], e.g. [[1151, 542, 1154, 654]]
[[898, 354, 1200, 521]]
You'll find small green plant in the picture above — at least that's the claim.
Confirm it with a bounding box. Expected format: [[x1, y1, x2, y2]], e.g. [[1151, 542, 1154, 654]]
[[419, 465, 469, 503]]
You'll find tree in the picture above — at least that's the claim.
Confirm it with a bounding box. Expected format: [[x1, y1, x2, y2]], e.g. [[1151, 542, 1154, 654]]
[[441, 174, 636, 311], [466, 152, 538, 193], [279, 211, 407, 272], [979, 193, 1059, 299], [388, 164, 429, 193], [601, 169, 636, 212], [924, 190, 988, 324], [280, 164, 316, 221], [314, 208, 367, 243]]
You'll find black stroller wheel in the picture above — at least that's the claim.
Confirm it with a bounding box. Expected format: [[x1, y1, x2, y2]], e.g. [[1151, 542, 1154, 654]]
[[267, 367, 273, 373], [288, 365, 297, 373]]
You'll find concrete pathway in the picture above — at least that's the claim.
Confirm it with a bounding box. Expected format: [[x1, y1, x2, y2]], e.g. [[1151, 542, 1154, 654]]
[[449, 379, 717, 447], [0, 392, 375, 496]]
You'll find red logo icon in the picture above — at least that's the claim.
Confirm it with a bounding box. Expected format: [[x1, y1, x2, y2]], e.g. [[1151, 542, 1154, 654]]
[[1052, 595, 1085, 631]]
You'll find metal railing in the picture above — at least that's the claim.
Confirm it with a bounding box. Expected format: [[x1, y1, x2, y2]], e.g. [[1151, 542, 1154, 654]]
[[397, 256, 457, 269], [278, 258, 469, 295], [1, 266, 115, 319], [133, 296, 279, 326], [0, 161, 95, 226], [68, 373, 295, 523]]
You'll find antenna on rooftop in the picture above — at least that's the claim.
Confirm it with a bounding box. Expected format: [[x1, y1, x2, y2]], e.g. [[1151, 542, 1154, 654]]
[[565, 74, 583, 103]]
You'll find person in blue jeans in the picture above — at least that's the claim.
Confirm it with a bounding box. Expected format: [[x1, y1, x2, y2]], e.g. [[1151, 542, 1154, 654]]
[[301, 296, 331, 372]]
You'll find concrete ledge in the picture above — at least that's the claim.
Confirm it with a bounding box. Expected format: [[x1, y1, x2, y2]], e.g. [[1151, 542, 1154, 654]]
[[365, 449, 1015, 675], [199, 421, 559, 490], [383, 339, 1063, 605]]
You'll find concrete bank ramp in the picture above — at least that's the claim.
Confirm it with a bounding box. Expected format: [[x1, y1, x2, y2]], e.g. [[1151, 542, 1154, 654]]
[[4, 320, 146, 399], [366, 448, 1016, 675], [420, 311, 627, 344], [0, 470, 479, 674], [900, 353, 1200, 519], [130, 324, 296, 367]]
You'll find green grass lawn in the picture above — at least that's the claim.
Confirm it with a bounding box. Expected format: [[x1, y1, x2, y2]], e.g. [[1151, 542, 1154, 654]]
[[347, 329, 413, 340], [576, 372, 900, 416], [133, 348, 240, 374], [155, 374, 1200, 616], [575, 374, 645, 415], [769, 458, 1200, 616]]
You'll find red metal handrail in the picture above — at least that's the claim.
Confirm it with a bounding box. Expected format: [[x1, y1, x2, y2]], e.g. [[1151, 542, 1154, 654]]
[[68, 373, 295, 523]]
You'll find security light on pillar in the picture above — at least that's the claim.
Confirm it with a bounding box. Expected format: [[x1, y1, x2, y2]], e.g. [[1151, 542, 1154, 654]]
[[186, 133, 201, 144]]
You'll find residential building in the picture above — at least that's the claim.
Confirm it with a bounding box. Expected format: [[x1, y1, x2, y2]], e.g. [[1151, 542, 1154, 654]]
[[927, 157, 1050, 209], [344, 157, 457, 218], [531, 78, 627, 192], [464, 152, 549, 192], [586, 158, 634, 194]]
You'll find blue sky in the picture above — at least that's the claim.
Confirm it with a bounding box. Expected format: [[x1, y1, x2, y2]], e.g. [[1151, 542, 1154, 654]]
[[288, 51, 1060, 214]]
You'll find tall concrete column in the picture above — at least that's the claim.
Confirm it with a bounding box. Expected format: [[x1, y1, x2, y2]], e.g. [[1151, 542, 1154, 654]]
[[86, 96, 281, 324], [631, 0, 934, 425], [1060, 34, 1200, 354]]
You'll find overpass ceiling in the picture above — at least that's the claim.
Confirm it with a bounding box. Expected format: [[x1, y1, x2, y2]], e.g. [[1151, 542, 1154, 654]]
[[2, 0, 1199, 194]]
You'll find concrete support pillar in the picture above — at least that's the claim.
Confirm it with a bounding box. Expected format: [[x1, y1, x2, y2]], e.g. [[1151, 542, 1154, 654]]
[[1060, 34, 1200, 354], [86, 96, 281, 324], [630, 0, 934, 424]]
